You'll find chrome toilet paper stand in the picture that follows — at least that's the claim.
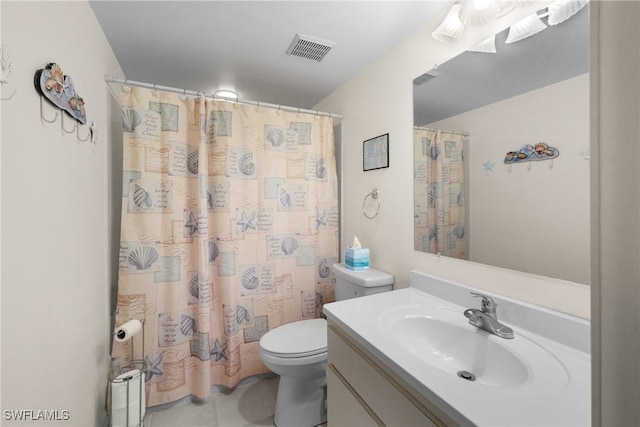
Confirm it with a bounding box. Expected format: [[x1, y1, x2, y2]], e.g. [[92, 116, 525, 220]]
[[110, 319, 146, 427]]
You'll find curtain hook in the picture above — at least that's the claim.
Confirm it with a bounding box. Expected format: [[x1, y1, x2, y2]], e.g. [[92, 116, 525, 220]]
[[122, 79, 131, 93], [180, 88, 188, 102], [256, 101, 260, 111]]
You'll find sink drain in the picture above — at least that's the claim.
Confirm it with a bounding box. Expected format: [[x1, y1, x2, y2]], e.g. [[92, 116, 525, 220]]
[[457, 370, 476, 382]]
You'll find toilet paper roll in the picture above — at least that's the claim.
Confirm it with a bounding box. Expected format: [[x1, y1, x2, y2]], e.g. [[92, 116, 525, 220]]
[[111, 369, 146, 427], [114, 319, 142, 342]]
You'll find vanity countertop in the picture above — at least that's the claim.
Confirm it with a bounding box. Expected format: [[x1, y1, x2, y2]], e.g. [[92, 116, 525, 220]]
[[323, 270, 590, 427]]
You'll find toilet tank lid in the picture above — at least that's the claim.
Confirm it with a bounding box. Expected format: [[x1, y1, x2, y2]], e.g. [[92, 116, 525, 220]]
[[332, 263, 394, 287]]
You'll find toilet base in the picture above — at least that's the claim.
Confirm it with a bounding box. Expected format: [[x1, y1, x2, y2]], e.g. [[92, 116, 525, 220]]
[[274, 374, 327, 427]]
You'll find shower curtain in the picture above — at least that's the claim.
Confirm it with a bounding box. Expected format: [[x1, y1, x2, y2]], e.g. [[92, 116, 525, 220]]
[[413, 127, 467, 259], [112, 86, 339, 406]]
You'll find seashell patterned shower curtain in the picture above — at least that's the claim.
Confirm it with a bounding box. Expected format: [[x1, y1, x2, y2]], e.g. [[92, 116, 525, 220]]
[[112, 86, 338, 407], [413, 127, 467, 259]]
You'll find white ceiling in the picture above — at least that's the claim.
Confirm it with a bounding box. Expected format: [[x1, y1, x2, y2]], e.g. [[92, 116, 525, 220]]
[[90, 1, 451, 109]]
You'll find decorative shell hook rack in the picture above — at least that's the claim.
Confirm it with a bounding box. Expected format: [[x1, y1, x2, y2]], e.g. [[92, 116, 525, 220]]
[[34, 62, 96, 145]]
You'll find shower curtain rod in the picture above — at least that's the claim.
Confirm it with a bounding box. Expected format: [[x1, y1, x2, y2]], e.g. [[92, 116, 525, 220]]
[[104, 76, 343, 119], [414, 125, 469, 137]]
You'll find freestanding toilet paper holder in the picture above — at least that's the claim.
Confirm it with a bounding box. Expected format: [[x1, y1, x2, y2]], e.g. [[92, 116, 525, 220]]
[[110, 319, 146, 427]]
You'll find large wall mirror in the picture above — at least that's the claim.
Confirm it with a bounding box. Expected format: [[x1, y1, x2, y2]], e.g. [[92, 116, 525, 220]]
[[413, 5, 590, 284]]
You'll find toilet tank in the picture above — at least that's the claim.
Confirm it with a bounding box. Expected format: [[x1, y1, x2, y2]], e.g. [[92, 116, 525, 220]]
[[331, 263, 394, 301]]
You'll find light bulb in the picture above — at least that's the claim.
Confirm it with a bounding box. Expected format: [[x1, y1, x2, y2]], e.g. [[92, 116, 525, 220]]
[[473, 0, 491, 10]]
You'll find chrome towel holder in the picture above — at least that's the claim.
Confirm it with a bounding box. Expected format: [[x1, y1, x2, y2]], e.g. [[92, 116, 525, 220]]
[[363, 188, 380, 219]]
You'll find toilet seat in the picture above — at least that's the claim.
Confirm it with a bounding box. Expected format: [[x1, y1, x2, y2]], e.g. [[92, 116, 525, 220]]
[[259, 318, 327, 359]]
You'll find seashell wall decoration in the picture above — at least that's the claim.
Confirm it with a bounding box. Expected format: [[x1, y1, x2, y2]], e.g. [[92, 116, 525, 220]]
[[122, 109, 142, 132], [34, 62, 87, 124], [127, 245, 159, 270], [504, 142, 559, 164], [241, 267, 259, 290], [187, 150, 199, 175], [238, 152, 255, 176], [281, 236, 299, 255], [265, 126, 285, 147]]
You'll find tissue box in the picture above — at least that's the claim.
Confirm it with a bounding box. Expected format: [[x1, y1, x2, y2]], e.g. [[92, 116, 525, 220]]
[[345, 248, 370, 270]]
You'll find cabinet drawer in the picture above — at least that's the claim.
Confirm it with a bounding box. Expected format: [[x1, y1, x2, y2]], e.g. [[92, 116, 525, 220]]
[[327, 366, 379, 427], [328, 326, 441, 427]]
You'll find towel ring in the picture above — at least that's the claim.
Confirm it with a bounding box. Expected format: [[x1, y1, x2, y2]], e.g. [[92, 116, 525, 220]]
[[363, 188, 380, 219]]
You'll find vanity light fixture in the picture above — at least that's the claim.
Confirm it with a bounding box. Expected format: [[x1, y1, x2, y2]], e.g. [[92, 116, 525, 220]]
[[505, 13, 547, 44], [468, 35, 497, 53], [431, 3, 465, 44], [432, 0, 588, 48], [214, 89, 240, 100], [472, 0, 491, 10], [547, 0, 588, 25]]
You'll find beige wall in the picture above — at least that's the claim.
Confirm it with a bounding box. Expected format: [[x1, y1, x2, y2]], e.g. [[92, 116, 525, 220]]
[[1, 2, 123, 425], [429, 74, 590, 285], [315, 0, 590, 319]]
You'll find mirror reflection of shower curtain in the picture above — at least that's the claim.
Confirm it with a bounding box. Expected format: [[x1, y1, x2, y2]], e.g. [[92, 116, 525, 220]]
[[414, 127, 468, 259], [112, 86, 339, 407]]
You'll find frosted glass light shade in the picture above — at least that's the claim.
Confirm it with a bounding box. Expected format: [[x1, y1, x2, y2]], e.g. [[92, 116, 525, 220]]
[[505, 13, 547, 44], [468, 35, 497, 53], [432, 4, 465, 44], [547, 0, 589, 25]]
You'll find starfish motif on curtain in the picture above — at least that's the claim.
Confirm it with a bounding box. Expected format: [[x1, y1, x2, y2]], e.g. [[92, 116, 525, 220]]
[[315, 208, 327, 229], [210, 338, 228, 362], [144, 353, 163, 381], [185, 211, 198, 236], [237, 210, 256, 233]]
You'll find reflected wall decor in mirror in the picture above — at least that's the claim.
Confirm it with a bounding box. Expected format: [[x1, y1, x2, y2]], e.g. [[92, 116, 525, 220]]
[[413, 4, 590, 284]]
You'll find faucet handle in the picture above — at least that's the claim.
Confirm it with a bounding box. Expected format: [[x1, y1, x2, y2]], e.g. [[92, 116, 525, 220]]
[[470, 292, 497, 313]]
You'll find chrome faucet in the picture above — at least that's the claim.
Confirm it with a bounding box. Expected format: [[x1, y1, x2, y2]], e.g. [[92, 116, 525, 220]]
[[463, 292, 514, 339]]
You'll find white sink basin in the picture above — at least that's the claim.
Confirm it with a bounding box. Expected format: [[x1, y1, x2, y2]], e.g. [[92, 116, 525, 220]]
[[378, 305, 569, 391]]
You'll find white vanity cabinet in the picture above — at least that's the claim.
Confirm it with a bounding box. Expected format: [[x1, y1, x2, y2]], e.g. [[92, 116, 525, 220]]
[[327, 323, 455, 427]]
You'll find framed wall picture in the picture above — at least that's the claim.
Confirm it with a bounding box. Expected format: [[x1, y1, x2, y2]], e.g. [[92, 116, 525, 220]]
[[363, 133, 389, 171]]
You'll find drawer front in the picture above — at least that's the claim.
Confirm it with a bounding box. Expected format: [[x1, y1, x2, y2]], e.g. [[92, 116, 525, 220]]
[[328, 327, 440, 427], [327, 366, 379, 427]]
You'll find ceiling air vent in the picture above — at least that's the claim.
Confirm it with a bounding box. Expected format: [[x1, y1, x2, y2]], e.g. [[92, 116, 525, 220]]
[[286, 33, 335, 62]]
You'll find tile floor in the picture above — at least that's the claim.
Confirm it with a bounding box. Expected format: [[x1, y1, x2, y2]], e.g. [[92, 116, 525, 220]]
[[144, 375, 280, 427]]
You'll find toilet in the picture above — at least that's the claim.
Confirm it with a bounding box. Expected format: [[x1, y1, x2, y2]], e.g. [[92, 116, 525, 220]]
[[259, 263, 393, 427]]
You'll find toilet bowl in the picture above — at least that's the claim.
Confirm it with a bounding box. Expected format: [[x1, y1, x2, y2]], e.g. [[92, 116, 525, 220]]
[[259, 318, 327, 427], [258, 263, 393, 427]]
